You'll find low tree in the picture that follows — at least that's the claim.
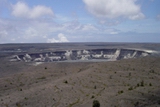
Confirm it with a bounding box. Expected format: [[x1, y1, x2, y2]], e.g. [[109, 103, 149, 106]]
[[93, 100, 100, 107]]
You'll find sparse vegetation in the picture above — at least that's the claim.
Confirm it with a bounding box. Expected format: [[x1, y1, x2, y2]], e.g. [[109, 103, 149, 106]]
[[64, 80, 68, 84], [149, 83, 152, 86], [109, 75, 112, 79], [128, 86, 133, 90], [0, 54, 160, 107], [118, 90, 124, 94], [37, 76, 46, 80], [16, 102, 21, 107], [140, 80, 144, 87], [91, 95, 95, 99], [134, 101, 139, 106], [24, 97, 28, 100], [150, 69, 154, 73], [68, 99, 80, 107], [93, 100, 100, 107]]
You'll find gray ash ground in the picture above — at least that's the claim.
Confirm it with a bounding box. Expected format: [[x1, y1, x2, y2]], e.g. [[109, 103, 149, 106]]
[[0, 43, 160, 107]]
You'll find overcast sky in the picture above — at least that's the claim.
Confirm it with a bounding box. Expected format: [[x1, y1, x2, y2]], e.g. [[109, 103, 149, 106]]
[[0, 0, 160, 43]]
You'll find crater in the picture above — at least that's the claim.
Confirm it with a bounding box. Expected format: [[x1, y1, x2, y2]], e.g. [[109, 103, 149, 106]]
[[9, 48, 157, 62]]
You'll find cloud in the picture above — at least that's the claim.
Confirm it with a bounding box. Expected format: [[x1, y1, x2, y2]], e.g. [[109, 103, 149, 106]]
[[25, 27, 38, 37], [110, 31, 118, 34], [11, 2, 54, 19], [103, 28, 120, 35], [83, 0, 145, 20], [0, 17, 121, 43], [0, 30, 8, 38], [157, 14, 160, 20], [81, 24, 98, 31], [47, 33, 69, 43]]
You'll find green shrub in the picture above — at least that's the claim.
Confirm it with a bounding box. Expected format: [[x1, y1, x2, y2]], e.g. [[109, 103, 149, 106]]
[[91, 95, 95, 99], [93, 100, 100, 107], [24, 97, 28, 100], [37, 76, 46, 80], [64, 80, 68, 84], [150, 69, 154, 73], [140, 80, 144, 87], [118, 90, 124, 94], [149, 83, 152, 86], [157, 100, 160, 105], [128, 86, 133, 90], [109, 75, 112, 79], [19, 88, 22, 91]]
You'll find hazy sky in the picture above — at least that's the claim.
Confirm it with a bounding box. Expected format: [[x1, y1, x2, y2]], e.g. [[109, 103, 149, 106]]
[[0, 0, 160, 43]]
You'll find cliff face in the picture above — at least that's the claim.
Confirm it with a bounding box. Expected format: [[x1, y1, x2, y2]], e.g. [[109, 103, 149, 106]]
[[9, 48, 155, 62]]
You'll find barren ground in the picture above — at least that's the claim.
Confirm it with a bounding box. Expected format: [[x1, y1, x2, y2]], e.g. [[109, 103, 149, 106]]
[[0, 56, 160, 107]]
